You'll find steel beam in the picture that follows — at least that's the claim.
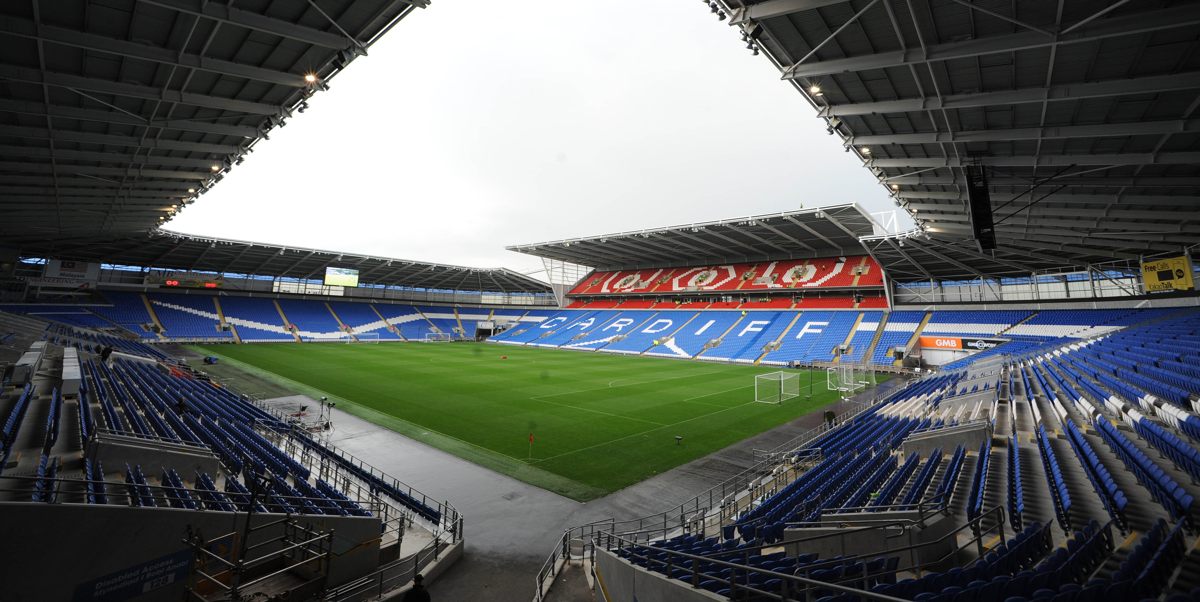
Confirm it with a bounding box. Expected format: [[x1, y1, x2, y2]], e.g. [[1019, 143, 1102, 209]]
[[785, 3, 1200, 78], [901, 195, 1200, 211], [0, 64, 280, 115], [0, 123, 239, 155], [0, 98, 259, 138], [0, 160, 209, 180], [137, 0, 351, 49], [887, 175, 1200, 188], [0, 18, 308, 87], [729, 0, 853, 24], [849, 119, 1200, 146], [821, 71, 1200, 117], [0, 186, 184, 198], [868, 151, 1200, 168]]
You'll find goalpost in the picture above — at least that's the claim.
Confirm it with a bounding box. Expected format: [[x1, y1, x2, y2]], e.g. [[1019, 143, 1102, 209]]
[[827, 364, 872, 394], [755, 371, 800, 405], [423, 332, 452, 343], [347, 332, 380, 344]]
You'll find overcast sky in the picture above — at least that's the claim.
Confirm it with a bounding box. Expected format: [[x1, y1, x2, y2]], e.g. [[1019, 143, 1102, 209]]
[[167, 0, 893, 279]]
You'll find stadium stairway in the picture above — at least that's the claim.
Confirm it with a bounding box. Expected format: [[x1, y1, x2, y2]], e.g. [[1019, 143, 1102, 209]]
[[832, 311, 866, 364], [211, 297, 242, 343], [860, 311, 890, 365], [140, 294, 168, 341], [153, 298, 294, 342], [898, 311, 932, 365], [752, 312, 803, 364], [325, 302, 352, 339], [273, 299, 303, 342]]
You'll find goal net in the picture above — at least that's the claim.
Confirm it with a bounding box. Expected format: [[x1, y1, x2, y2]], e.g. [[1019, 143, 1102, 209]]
[[827, 364, 871, 394], [755, 371, 800, 404], [423, 332, 453, 342], [348, 332, 380, 344]]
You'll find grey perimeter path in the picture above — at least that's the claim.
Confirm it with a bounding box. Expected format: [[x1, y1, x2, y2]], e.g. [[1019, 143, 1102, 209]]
[[206, 354, 904, 602]]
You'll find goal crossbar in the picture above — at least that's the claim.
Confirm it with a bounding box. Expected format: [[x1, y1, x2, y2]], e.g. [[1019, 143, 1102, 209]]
[[755, 371, 800, 405]]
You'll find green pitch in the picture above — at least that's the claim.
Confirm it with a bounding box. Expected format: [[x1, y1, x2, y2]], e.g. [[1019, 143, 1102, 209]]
[[194, 342, 849, 501]]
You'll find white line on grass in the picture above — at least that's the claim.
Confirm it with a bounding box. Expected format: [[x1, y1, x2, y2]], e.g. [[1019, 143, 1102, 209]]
[[524, 395, 667, 427], [530, 400, 761, 464], [529, 369, 734, 403], [605, 369, 732, 389], [678, 384, 755, 408]]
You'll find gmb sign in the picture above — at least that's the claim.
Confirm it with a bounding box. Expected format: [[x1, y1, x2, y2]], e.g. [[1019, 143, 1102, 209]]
[[919, 336, 1005, 351]]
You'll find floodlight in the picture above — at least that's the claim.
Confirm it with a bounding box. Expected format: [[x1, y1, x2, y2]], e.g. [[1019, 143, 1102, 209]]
[[861, 147, 871, 155], [809, 84, 822, 96], [304, 73, 318, 84], [187, 188, 195, 193], [210, 164, 220, 171]]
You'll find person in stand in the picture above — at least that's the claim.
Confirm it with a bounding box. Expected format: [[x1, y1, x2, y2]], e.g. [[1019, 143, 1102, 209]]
[[403, 574, 431, 602], [176, 396, 188, 416], [100, 345, 114, 365]]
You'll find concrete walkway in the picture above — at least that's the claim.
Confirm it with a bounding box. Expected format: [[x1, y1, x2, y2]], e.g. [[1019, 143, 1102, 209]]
[[309, 378, 905, 602]]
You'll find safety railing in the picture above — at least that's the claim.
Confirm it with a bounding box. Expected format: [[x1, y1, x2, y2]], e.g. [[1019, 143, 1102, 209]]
[[533, 379, 905, 600], [320, 532, 457, 602], [90, 426, 213, 451], [0, 473, 388, 517], [184, 518, 333, 601], [593, 505, 1009, 601], [258, 420, 462, 544]]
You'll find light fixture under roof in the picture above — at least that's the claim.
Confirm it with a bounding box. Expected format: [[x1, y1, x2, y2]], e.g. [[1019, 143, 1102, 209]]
[[809, 84, 822, 96], [187, 188, 196, 193], [304, 73, 318, 84], [210, 164, 220, 171], [861, 147, 871, 155]]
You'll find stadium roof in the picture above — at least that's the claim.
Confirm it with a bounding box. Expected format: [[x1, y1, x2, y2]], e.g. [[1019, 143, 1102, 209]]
[[59, 229, 552, 293], [722, 0, 1200, 280], [507, 204, 883, 270], [0, 0, 424, 252]]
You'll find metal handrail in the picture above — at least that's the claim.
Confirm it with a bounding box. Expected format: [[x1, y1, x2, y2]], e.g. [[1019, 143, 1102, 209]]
[[594, 505, 1010, 601], [258, 419, 462, 540], [0, 473, 386, 520], [534, 383, 901, 600], [89, 426, 212, 450], [321, 529, 457, 602], [597, 530, 910, 602]]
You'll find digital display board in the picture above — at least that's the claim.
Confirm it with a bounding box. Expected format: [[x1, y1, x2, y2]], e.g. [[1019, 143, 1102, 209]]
[[324, 267, 359, 287]]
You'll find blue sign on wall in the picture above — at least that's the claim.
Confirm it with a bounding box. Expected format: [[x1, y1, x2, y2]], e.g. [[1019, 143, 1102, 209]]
[[74, 549, 193, 602]]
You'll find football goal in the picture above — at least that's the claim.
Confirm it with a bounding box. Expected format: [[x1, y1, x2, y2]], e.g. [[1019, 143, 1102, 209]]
[[755, 371, 800, 404], [423, 332, 453, 342], [827, 364, 871, 394], [347, 332, 380, 344]]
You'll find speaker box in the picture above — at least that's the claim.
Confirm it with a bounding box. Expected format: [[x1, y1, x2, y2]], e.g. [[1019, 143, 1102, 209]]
[[966, 164, 996, 250]]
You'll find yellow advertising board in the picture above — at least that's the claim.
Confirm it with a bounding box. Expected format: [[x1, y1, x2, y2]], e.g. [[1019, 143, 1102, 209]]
[[1142, 255, 1195, 293]]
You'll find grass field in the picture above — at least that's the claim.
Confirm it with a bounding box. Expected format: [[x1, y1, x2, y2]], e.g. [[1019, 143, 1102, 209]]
[[195, 342, 851, 500]]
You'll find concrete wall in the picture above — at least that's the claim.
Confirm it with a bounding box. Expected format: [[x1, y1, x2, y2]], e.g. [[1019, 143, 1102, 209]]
[[902, 420, 992, 458], [88, 434, 223, 478], [595, 549, 724, 602], [784, 513, 959, 573], [0, 502, 381, 602]]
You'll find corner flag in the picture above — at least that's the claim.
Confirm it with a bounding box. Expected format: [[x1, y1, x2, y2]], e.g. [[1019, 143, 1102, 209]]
[[527, 432, 534, 459]]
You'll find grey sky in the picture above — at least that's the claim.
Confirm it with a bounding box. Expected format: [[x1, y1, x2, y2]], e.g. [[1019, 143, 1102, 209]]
[[167, 0, 893, 279]]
